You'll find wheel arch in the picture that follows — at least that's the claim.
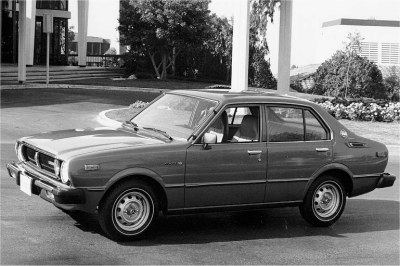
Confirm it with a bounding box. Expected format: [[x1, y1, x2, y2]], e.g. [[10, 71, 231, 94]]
[[305, 163, 354, 197], [99, 168, 168, 213]]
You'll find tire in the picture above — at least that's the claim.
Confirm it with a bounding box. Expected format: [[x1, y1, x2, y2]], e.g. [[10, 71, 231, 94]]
[[300, 175, 346, 227], [98, 180, 158, 241]]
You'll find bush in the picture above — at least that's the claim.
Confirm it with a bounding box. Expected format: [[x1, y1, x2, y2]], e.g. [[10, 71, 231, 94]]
[[129, 101, 149, 109], [316, 99, 400, 122], [312, 51, 387, 99], [383, 66, 400, 101]]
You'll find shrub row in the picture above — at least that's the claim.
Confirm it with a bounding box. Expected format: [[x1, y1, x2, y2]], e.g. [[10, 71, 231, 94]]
[[315, 100, 400, 122]]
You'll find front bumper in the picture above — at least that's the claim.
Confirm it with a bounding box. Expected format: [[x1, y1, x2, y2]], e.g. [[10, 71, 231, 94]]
[[376, 173, 396, 188], [7, 162, 85, 205]]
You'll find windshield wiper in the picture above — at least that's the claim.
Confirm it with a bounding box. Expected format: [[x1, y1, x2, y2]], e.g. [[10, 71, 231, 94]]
[[143, 127, 173, 141], [123, 120, 139, 130]]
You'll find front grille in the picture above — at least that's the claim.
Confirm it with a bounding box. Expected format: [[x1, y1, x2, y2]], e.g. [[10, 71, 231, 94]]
[[22, 145, 57, 176], [39, 153, 56, 173]]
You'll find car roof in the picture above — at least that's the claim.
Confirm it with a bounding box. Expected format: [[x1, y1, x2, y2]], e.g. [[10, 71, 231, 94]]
[[169, 89, 312, 106]]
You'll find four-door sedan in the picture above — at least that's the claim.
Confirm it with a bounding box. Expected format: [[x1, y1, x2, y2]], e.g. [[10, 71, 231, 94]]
[[7, 89, 396, 241]]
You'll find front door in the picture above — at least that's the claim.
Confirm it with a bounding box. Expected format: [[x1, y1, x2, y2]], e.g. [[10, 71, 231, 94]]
[[185, 105, 267, 208]]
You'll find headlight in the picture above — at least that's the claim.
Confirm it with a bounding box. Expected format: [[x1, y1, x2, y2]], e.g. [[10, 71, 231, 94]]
[[60, 162, 70, 184], [54, 159, 61, 177], [16, 142, 25, 162]]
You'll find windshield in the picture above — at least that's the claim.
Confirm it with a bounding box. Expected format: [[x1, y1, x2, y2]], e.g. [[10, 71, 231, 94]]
[[131, 94, 218, 140]]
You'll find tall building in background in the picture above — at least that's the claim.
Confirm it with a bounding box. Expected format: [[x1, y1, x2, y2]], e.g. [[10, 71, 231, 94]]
[[1, 0, 71, 65]]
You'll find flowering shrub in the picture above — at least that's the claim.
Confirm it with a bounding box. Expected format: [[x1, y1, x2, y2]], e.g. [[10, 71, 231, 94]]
[[129, 101, 149, 109], [316, 100, 400, 122]]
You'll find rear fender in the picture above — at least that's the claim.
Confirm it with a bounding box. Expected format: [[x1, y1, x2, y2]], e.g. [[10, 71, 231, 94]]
[[303, 163, 354, 197]]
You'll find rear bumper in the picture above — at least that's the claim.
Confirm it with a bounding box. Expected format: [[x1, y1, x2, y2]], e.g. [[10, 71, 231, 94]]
[[7, 162, 85, 205], [350, 172, 397, 197], [376, 173, 396, 188]]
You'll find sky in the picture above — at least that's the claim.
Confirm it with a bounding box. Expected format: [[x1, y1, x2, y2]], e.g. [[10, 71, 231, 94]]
[[69, 0, 400, 73]]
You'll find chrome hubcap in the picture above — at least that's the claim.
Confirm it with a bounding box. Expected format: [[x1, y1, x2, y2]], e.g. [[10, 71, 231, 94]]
[[313, 182, 341, 219], [113, 191, 151, 232]]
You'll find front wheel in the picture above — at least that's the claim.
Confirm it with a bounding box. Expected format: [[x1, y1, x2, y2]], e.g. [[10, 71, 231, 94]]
[[300, 175, 346, 227], [98, 180, 158, 241]]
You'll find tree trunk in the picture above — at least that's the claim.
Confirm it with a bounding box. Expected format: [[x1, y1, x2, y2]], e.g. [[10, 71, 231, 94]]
[[171, 47, 176, 76], [345, 58, 351, 99], [149, 52, 161, 79], [161, 52, 167, 80]]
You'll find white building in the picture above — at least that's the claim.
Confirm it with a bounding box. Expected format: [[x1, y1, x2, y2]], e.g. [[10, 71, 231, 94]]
[[317, 18, 400, 66]]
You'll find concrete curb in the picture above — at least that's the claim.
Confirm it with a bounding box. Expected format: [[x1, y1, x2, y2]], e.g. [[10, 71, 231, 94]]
[[1, 83, 169, 93], [97, 108, 124, 128]]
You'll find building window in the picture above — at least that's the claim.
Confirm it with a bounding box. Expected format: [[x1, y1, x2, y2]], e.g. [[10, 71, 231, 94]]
[[1, 0, 18, 63], [36, 0, 68, 11], [358, 42, 379, 63], [382, 43, 400, 65], [34, 17, 68, 65]]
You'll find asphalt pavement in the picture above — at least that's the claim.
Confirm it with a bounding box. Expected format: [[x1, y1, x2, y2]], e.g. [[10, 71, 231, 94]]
[[1, 86, 399, 265]]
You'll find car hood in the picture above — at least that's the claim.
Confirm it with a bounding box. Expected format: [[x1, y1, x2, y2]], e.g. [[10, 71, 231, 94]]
[[21, 127, 166, 159]]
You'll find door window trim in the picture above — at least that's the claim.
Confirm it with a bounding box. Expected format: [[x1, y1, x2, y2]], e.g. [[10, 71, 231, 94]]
[[193, 103, 264, 145]]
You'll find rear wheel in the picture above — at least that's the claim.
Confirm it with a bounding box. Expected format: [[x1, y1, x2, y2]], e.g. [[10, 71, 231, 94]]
[[300, 175, 346, 227], [99, 180, 158, 241]]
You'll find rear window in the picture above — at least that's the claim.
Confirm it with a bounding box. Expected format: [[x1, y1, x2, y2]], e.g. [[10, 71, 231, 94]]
[[267, 107, 304, 142]]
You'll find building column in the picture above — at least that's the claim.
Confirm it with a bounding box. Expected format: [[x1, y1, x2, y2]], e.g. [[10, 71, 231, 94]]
[[78, 0, 89, 67], [230, 0, 251, 92], [18, 0, 27, 83], [277, 0, 293, 95], [26, 0, 36, 66]]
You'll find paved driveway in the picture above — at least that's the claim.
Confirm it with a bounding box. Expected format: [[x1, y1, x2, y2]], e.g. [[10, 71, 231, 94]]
[[1, 87, 399, 265]]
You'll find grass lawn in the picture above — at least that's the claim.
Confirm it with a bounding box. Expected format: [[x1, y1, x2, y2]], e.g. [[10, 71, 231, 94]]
[[106, 107, 400, 146], [53, 78, 216, 90], [338, 119, 400, 145]]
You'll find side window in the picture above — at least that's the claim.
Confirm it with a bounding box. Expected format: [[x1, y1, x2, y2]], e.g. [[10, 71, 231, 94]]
[[304, 110, 329, 141], [227, 107, 253, 125], [267, 107, 304, 142], [206, 106, 260, 143]]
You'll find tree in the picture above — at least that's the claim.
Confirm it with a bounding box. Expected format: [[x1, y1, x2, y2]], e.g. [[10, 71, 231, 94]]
[[312, 50, 387, 99], [118, 0, 211, 80], [249, 47, 277, 89], [248, 0, 280, 89], [250, 0, 280, 53], [205, 14, 233, 82], [343, 32, 364, 98]]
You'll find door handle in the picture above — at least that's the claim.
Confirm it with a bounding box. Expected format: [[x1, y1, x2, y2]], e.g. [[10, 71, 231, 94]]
[[316, 148, 329, 152], [248, 150, 262, 155]]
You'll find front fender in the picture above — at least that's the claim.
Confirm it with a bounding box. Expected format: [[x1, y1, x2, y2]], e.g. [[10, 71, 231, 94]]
[[104, 167, 166, 191]]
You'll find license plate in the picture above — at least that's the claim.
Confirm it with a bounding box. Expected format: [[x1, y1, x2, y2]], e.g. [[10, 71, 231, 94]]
[[20, 174, 32, 196]]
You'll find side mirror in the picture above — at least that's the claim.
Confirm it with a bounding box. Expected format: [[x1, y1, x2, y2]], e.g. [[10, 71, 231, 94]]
[[202, 132, 217, 149]]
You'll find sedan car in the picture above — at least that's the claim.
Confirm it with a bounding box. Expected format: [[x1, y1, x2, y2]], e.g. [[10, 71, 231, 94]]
[[7, 89, 396, 241]]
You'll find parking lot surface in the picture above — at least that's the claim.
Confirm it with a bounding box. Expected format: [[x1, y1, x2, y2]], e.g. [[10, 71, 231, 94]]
[[1, 87, 399, 265]]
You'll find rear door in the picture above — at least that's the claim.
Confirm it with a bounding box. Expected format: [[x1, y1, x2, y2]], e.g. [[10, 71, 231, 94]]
[[265, 105, 333, 203]]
